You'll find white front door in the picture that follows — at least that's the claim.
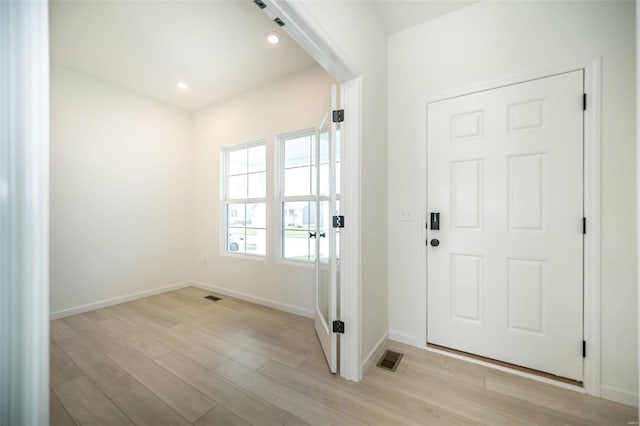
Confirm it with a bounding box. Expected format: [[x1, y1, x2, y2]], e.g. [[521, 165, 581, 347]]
[[315, 85, 339, 373], [427, 71, 584, 381]]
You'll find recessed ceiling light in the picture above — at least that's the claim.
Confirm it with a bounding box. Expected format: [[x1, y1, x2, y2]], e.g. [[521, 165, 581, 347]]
[[177, 81, 189, 90], [266, 32, 280, 45]]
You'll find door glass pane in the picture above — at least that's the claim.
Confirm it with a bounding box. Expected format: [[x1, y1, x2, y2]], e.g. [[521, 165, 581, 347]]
[[318, 201, 330, 261], [336, 126, 341, 196], [319, 164, 329, 196], [336, 127, 341, 163], [319, 130, 329, 164], [318, 199, 330, 323]]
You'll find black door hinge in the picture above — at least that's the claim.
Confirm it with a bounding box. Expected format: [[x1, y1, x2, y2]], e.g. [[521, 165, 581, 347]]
[[583, 93, 587, 111], [332, 109, 345, 123], [332, 215, 345, 228], [583, 340, 586, 358], [253, 0, 267, 9], [583, 217, 587, 234], [332, 320, 345, 334]]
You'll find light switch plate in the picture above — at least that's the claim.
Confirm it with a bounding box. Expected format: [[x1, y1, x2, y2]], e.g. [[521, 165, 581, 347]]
[[399, 209, 414, 222]]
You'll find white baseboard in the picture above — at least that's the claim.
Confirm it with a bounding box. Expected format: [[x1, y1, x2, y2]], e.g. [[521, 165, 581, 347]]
[[190, 280, 315, 319], [362, 332, 388, 373], [388, 330, 420, 347], [600, 385, 639, 407], [49, 281, 191, 320]]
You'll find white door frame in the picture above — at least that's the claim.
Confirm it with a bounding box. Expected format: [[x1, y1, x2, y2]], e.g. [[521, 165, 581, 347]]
[[259, 0, 363, 381], [417, 59, 602, 396]]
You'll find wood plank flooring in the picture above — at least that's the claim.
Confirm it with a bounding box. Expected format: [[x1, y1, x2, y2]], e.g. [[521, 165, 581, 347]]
[[50, 286, 638, 425]]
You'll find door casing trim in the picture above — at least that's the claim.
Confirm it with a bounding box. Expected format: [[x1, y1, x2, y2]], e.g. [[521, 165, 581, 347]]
[[258, 0, 363, 382], [417, 59, 602, 397]]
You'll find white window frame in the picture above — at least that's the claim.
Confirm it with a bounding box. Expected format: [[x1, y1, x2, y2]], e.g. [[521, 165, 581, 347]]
[[220, 139, 267, 259], [275, 128, 318, 266]]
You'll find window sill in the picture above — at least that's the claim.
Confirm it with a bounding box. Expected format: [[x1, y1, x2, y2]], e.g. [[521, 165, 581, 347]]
[[220, 251, 267, 261], [276, 258, 315, 268]]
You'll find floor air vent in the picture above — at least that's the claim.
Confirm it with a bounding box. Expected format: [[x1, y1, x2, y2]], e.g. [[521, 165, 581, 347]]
[[376, 349, 403, 372], [203, 295, 222, 302]]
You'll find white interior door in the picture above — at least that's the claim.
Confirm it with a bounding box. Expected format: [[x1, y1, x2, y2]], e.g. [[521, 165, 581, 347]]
[[427, 71, 584, 381], [315, 85, 339, 372]]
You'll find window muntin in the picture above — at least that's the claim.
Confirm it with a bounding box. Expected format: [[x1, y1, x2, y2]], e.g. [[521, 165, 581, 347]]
[[224, 142, 266, 256]]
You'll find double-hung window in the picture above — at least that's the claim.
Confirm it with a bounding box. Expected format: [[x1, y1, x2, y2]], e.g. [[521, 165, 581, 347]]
[[223, 141, 266, 256], [279, 130, 318, 262]]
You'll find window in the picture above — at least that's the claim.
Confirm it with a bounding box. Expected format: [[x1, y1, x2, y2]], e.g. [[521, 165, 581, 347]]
[[223, 141, 266, 256], [279, 131, 318, 262]]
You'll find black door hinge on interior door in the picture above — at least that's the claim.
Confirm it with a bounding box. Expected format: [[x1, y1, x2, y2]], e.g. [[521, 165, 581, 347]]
[[332, 110, 345, 123], [333, 320, 345, 334]]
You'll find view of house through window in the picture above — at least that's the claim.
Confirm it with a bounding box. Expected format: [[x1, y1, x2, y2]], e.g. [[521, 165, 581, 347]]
[[224, 142, 266, 256]]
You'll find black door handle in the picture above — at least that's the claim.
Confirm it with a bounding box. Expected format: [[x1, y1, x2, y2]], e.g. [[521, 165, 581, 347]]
[[430, 239, 440, 247]]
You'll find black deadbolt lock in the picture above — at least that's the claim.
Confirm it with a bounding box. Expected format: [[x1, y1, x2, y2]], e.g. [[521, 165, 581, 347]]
[[430, 239, 440, 247], [430, 212, 440, 230]]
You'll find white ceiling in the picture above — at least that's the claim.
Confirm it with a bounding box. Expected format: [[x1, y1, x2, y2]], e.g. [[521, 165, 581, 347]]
[[372, 0, 477, 34], [50, 1, 477, 110], [50, 1, 317, 110]]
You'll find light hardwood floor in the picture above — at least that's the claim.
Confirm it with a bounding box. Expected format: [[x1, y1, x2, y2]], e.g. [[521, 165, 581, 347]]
[[50, 286, 637, 425]]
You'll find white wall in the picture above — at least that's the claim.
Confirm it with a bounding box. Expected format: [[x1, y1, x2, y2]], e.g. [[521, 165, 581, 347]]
[[297, 0, 389, 364], [388, 1, 637, 405], [192, 65, 336, 316], [50, 65, 194, 315]]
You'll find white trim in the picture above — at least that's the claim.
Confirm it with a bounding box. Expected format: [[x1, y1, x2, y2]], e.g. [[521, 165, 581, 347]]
[[339, 77, 363, 381], [417, 60, 602, 396], [425, 346, 587, 394], [0, 1, 50, 423], [191, 280, 315, 319], [362, 332, 388, 373], [599, 385, 639, 408], [582, 59, 602, 398], [259, 1, 357, 83], [260, 0, 363, 382], [388, 330, 420, 347], [50, 282, 191, 320], [637, 2, 640, 419]]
